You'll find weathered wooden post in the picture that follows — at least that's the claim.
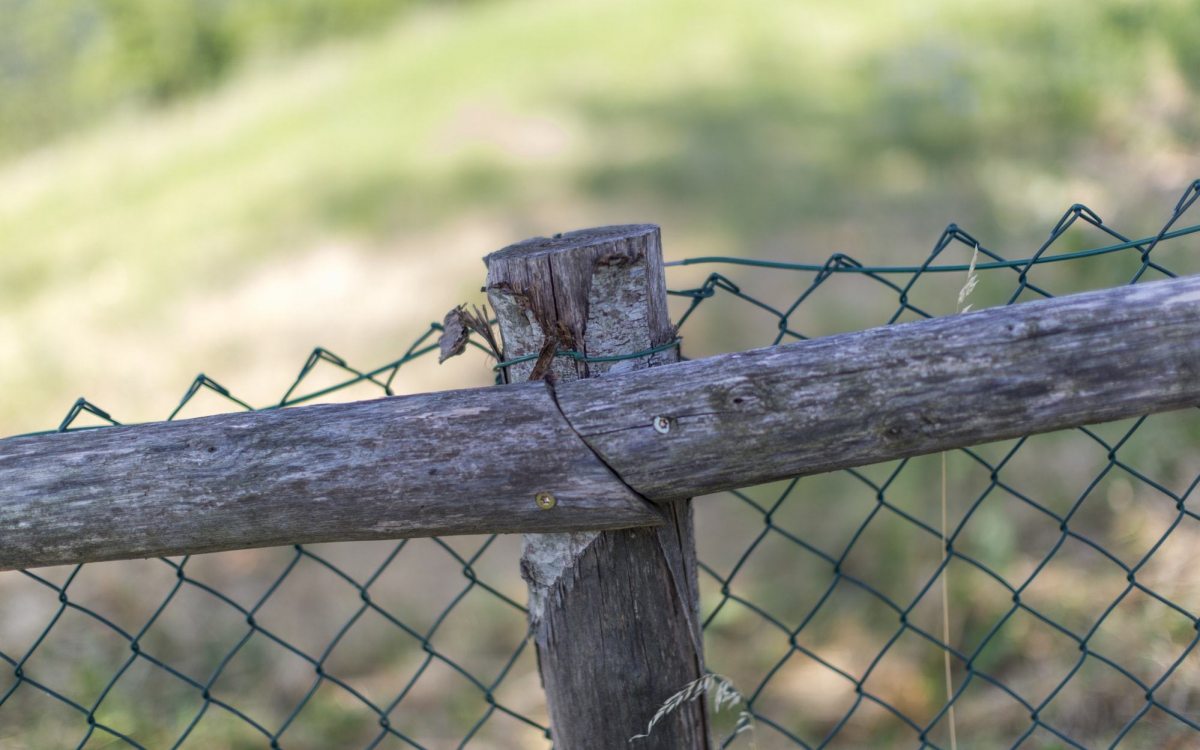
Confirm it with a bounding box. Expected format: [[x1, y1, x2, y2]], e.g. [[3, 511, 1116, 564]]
[[486, 226, 711, 749]]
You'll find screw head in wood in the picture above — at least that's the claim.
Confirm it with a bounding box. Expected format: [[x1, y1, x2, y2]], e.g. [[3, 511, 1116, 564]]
[[535, 492, 557, 510], [653, 416, 672, 434]]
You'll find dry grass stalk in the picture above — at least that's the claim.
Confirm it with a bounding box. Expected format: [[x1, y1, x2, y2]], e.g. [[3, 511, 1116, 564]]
[[438, 303, 503, 364], [957, 244, 980, 313], [630, 673, 755, 745], [940, 242, 980, 750]]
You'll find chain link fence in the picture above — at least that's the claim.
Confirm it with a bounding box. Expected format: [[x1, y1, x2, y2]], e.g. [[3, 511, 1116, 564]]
[[3, 181, 1200, 748]]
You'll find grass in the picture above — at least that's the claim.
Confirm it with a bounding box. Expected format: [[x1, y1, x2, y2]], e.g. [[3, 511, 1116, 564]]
[[631, 673, 754, 746], [3, 0, 1200, 746], [2, 0, 1198, 434]]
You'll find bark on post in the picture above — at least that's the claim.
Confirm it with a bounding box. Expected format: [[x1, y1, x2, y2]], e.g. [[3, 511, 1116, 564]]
[[485, 226, 710, 749]]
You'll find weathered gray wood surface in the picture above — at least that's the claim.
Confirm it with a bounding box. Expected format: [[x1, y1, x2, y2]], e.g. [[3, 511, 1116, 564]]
[[486, 225, 710, 750], [0, 384, 662, 571], [4, 269, 1200, 575], [558, 273, 1200, 500]]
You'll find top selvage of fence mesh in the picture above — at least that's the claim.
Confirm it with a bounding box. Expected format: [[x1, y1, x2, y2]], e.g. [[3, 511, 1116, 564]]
[[8, 195, 1200, 445], [667, 208, 1200, 275]]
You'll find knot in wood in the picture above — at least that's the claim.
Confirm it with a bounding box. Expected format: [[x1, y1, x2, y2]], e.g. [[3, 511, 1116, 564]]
[[714, 379, 769, 413]]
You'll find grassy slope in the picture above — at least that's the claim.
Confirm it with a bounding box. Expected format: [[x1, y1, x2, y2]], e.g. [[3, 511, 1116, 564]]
[[0, 0, 1196, 433]]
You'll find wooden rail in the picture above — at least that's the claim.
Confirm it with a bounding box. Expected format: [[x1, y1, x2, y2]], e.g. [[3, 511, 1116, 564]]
[[3, 266, 1200, 572]]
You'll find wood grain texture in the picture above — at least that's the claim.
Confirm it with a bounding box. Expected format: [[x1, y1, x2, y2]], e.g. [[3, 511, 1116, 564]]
[[556, 274, 1200, 500], [7, 265, 1200, 591], [486, 225, 711, 750], [0, 383, 663, 571]]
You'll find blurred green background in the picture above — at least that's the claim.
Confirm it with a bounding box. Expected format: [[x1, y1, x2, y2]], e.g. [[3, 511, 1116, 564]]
[[2, 0, 1199, 434], [2, 0, 1200, 747]]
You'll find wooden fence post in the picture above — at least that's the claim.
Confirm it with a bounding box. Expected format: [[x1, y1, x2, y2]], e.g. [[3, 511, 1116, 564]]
[[486, 226, 711, 749]]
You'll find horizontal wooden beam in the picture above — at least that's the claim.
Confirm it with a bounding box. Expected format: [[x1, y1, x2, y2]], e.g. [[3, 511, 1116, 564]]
[[3, 274, 1200, 570], [560, 274, 1200, 499], [0, 384, 663, 570]]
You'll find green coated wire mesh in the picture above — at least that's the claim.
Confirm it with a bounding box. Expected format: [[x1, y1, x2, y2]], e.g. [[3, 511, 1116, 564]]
[[1, 328, 548, 749], [679, 180, 1200, 749], [2, 180, 1200, 748]]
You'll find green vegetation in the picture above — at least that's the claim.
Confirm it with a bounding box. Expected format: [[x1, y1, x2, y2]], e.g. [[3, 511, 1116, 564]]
[[1, 0, 1199, 746], [0, 0, 438, 156], [1, 0, 1198, 433]]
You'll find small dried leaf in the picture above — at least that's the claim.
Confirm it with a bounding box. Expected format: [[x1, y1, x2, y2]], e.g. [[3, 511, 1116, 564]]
[[439, 303, 506, 367], [438, 305, 470, 364]]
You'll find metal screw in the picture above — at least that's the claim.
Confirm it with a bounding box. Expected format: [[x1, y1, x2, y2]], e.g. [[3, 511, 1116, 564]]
[[535, 492, 557, 510], [653, 416, 672, 434]]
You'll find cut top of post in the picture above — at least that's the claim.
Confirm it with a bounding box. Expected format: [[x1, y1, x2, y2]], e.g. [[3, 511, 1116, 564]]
[[484, 224, 674, 383], [484, 224, 659, 262]]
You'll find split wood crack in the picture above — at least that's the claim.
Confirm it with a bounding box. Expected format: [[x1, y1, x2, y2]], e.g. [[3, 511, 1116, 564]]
[[538, 375, 666, 526]]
